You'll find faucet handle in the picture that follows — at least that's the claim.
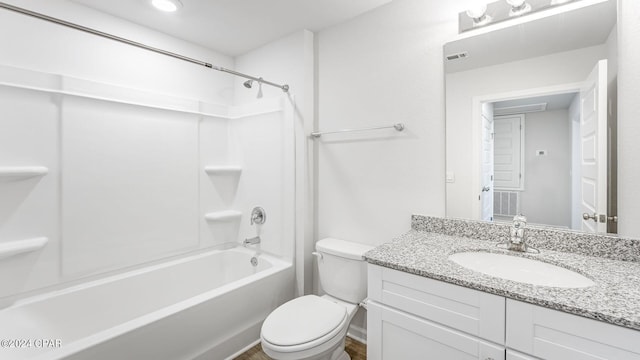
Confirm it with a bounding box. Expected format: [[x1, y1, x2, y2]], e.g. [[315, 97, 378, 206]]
[[250, 206, 266, 225], [513, 214, 527, 224]]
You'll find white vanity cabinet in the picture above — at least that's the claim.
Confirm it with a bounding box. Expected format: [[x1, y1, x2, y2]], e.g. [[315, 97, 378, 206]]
[[506, 299, 640, 359], [367, 264, 640, 360], [367, 264, 505, 360]]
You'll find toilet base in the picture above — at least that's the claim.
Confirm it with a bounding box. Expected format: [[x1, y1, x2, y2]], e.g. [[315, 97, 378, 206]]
[[263, 335, 351, 360], [334, 351, 351, 360]]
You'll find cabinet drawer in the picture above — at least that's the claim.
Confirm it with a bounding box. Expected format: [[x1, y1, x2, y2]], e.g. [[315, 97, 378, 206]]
[[368, 301, 505, 360], [368, 264, 505, 344], [507, 299, 640, 360]]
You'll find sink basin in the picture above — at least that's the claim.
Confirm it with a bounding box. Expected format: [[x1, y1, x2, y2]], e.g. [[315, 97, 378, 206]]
[[448, 252, 595, 288]]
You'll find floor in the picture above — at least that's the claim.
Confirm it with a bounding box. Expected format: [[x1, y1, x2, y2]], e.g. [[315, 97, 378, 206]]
[[234, 337, 367, 360]]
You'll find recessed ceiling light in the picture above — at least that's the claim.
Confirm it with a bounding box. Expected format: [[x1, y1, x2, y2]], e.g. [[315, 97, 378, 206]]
[[151, 0, 182, 12]]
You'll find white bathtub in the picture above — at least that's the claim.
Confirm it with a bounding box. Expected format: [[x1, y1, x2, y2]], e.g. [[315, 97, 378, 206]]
[[0, 246, 294, 360]]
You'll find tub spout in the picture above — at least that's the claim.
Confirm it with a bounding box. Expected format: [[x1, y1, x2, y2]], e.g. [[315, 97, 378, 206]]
[[243, 236, 261, 247]]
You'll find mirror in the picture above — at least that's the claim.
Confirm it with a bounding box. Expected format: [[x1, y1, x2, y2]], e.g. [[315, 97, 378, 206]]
[[444, 0, 618, 234]]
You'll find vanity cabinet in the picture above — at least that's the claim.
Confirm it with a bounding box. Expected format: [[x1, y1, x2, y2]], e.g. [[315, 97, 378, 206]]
[[506, 299, 640, 359], [367, 264, 505, 360], [367, 264, 640, 360], [367, 301, 505, 360]]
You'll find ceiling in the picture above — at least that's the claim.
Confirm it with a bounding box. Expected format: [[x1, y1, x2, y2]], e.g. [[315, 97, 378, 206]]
[[71, 0, 392, 56]]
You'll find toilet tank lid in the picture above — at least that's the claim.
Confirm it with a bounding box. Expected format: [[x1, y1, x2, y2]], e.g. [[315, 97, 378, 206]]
[[316, 238, 375, 260]]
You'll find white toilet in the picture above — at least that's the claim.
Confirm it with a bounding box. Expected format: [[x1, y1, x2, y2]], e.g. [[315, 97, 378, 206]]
[[260, 238, 374, 360]]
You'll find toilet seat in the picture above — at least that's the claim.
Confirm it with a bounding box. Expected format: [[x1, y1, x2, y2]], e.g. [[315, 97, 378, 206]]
[[261, 295, 350, 357]]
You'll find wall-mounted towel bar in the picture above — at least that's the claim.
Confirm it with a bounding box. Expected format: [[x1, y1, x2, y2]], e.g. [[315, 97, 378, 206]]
[[310, 123, 405, 138], [0, 237, 48, 260]]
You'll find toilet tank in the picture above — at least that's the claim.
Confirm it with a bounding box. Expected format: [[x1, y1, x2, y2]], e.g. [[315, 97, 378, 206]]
[[315, 238, 374, 304]]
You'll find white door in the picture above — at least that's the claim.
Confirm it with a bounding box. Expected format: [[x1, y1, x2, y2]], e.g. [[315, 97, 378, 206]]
[[580, 60, 608, 233], [494, 115, 524, 190], [480, 103, 494, 221]]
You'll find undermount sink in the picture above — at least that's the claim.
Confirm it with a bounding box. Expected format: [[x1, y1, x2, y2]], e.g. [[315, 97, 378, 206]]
[[448, 252, 595, 288]]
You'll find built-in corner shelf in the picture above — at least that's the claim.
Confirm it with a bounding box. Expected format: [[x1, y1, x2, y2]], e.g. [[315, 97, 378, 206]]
[[204, 166, 242, 176], [204, 210, 242, 223], [0, 237, 49, 260], [0, 166, 49, 181]]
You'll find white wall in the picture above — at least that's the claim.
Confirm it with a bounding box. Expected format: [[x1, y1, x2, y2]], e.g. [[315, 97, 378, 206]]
[[315, 0, 467, 341], [233, 30, 315, 296], [446, 45, 607, 220], [316, 0, 455, 246], [520, 110, 571, 227]]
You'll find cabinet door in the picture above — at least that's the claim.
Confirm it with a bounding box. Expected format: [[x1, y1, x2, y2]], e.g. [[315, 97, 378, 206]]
[[368, 264, 505, 344], [368, 301, 504, 360], [507, 299, 640, 360]]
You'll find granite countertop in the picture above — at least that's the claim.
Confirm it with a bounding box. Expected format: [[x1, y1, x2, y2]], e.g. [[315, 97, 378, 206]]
[[365, 228, 640, 331]]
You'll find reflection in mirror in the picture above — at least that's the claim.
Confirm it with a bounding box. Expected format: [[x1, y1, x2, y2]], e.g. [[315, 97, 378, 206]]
[[444, 0, 618, 234]]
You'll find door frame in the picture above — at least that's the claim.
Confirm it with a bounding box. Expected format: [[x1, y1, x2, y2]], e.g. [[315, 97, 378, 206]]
[[470, 82, 583, 221]]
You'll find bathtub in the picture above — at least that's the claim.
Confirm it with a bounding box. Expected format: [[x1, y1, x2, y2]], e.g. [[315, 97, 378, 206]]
[[0, 246, 294, 360]]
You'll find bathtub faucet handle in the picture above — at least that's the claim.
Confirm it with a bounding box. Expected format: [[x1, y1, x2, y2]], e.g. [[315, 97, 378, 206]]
[[250, 206, 266, 225]]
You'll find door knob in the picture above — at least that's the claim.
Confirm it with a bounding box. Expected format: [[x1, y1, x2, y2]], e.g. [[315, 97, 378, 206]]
[[582, 213, 597, 222], [482, 186, 491, 192]]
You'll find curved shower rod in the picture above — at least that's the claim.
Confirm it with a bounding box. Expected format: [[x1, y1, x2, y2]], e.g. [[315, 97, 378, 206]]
[[0, 2, 290, 93]]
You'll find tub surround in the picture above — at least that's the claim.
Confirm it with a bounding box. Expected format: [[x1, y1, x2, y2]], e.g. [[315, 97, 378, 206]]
[[364, 215, 640, 331]]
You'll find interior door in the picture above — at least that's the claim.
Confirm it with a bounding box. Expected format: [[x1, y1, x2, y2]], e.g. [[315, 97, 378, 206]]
[[493, 115, 523, 190], [481, 103, 494, 221], [580, 59, 608, 233]]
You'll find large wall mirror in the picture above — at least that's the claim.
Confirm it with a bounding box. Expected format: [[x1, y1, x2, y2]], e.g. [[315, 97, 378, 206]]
[[444, 0, 621, 234]]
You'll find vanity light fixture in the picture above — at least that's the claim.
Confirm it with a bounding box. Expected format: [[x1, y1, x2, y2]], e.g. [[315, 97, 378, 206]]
[[151, 0, 183, 12], [458, 0, 583, 33], [506, 0, 532, 16], [466, 4, 492, 26]]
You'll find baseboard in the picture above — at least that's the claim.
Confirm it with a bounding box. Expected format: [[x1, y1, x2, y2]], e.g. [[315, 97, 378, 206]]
[[224, 338, 261, 360], [347, 324, 367, 344]]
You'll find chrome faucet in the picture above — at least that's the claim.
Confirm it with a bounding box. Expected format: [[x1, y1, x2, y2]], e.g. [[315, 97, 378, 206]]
[[508, 214, 528, 252], [243, 236, 261, 247]]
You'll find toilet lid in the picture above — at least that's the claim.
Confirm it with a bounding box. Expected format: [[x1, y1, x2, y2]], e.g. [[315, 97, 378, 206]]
[[261, 295, 347, 347]]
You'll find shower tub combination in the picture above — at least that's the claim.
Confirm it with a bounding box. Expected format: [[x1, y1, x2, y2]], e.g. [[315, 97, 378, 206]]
[[0, 246, 293, 360]]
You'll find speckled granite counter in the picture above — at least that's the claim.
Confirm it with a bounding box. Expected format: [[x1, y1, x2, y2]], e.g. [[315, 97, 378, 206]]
[[365, 215, 640, 331]]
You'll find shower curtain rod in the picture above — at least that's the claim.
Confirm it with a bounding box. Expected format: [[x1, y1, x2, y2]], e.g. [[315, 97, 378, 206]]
[[0, 2, 290, 93]]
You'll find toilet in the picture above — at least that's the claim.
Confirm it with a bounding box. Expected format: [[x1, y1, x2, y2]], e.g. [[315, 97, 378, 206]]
[[260, 238, 374, 360]]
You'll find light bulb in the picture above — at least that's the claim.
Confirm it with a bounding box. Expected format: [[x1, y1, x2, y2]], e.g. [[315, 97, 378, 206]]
[[151, 0, 182, 12], [506, 0, 531, 16], [466, 4, 491, 26], [466, 4, 487, 19], [506, 0, 526, 6]]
